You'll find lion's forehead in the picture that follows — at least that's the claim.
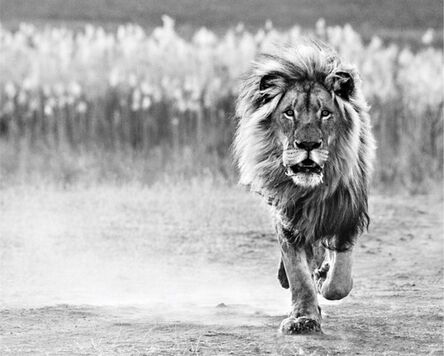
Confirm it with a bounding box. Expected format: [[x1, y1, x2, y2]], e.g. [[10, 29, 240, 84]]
[[279, 82, 332, 112]]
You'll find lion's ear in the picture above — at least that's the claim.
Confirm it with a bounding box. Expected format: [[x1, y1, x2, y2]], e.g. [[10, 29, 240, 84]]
[[332, 71, 355, 100], [258, 73, 288, 104], [259, 73, 282, 91]]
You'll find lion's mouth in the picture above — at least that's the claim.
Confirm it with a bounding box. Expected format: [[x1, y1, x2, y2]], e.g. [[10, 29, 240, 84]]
[[286, 159, 323, 176]]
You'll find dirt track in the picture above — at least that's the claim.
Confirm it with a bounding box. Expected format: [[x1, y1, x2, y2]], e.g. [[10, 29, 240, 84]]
[[0, 185, 443, 355]]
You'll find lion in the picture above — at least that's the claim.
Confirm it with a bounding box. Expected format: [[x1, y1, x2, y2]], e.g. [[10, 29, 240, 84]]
[[234, 42, 375, 334]]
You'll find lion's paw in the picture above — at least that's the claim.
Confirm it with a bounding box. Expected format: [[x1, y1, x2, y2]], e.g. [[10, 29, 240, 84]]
[[279, 316, 321, 335]]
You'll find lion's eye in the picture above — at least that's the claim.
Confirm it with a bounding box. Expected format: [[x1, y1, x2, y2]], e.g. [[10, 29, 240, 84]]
[[283, 109, 294, 118], [320, 109, 331, 118]]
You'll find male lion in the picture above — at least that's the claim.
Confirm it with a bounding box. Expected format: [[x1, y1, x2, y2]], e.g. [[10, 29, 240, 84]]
[[234, 43, 375, 334]]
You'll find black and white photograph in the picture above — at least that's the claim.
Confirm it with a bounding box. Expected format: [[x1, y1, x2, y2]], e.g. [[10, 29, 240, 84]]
[[0, 1, 443, 354]]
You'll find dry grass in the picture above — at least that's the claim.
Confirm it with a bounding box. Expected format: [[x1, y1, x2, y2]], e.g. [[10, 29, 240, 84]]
[[0, 20, 442, 191]]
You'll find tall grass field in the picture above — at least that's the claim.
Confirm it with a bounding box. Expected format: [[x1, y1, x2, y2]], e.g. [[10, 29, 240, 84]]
[[0, 18, 442, 191]]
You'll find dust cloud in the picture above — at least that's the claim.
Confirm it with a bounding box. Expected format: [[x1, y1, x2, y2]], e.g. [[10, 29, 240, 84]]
[[0, 187, 291, 325]]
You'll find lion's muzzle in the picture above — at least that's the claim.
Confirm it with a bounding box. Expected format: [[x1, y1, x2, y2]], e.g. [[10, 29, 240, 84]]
[[283, 148, 329, 186], [288, 159, 322, 175]]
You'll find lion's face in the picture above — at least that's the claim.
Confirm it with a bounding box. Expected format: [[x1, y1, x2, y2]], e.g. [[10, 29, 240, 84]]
[[235, 45, 375, 196], [271, 82, 337, 188]]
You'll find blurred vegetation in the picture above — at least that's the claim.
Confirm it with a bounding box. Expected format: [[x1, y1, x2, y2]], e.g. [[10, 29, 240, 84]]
[[0, 18, 442, 192], [0, 0, 443, 47]]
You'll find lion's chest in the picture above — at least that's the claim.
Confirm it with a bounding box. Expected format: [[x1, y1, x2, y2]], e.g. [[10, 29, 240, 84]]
[[274, 188, 364, 245], [278, 199, 335, 241]]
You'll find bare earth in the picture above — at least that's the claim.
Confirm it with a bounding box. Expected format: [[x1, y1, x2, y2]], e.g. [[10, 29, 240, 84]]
[[0, 184, 443, 355]]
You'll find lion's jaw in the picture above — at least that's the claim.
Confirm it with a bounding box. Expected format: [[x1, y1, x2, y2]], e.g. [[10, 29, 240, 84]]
[[283, 148, 329, 188], [289, 172, 324, 188]]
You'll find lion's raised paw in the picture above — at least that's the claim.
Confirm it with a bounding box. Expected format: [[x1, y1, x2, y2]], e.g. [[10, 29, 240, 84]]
[[279, 316, 321, 335]]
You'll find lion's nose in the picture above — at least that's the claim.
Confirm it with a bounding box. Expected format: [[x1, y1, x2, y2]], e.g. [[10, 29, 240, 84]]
[[295, 140, 322, 151]]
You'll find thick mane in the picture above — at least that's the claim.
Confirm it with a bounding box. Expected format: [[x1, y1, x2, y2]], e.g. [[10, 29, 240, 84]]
[[234, 43, 376, 251]]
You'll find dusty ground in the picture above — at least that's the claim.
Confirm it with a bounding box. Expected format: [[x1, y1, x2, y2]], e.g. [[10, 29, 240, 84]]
[[0, 183, 443, 355]]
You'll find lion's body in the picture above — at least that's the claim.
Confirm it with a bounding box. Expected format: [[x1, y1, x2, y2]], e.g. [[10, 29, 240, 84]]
[[234, 43, 375, 333]]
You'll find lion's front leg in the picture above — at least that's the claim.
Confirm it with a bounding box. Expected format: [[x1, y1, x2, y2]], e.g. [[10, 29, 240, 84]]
[[314, 248, 354, 300], [278, 231, 321, 334]]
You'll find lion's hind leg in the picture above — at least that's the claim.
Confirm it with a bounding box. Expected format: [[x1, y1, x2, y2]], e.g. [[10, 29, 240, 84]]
[[277, 258, 289, 289], [314, 261, 329, 292]]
